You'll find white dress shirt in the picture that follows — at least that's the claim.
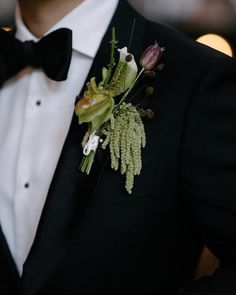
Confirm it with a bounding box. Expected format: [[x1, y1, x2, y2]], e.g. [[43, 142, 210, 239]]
[[0, 0, 118, 275]]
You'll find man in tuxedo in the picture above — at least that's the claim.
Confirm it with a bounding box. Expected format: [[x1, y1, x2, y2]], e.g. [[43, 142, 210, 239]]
[[0, 0, 236, 294]]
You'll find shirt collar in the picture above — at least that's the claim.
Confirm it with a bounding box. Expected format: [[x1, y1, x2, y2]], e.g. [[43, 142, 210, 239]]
[[15, 0, 119, 58]]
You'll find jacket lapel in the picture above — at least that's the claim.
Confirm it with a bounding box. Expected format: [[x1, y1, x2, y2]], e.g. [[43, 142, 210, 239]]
[[0, 226, 20, 291], [21, 1, 146, 294]]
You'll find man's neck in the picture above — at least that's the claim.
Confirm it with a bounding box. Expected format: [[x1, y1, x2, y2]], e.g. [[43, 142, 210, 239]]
[[18, 0, 84, 38]]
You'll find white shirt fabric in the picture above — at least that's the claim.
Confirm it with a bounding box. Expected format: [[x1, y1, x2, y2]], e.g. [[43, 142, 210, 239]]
[[0, 0, 118, 275]]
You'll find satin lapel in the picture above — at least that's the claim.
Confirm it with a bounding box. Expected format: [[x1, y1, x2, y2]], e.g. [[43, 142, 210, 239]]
[[21, 1, 146, 294], [0, 28, 21, 290], [0, 226, 20, 290]]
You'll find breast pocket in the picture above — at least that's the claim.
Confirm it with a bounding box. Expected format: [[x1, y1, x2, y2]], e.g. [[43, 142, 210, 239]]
[[91, 157, 160, 207]]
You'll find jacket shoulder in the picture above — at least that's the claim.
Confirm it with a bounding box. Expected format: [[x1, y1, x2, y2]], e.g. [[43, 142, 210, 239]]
[[143, 20, 232, 68]]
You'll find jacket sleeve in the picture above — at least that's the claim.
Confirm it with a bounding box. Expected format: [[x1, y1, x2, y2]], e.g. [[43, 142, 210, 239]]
[[179, 56, 236, 295]]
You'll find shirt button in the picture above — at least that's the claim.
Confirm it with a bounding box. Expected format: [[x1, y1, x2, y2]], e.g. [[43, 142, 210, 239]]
[[36, 100, 42, 106], [24, 183, 30, 189]]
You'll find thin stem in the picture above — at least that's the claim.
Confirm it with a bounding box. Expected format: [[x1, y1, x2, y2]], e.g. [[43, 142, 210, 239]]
[[79, 151, 95, 175], [126, 79, 146, 104], [128, 19, 136, 52], [114, 68, 145, 112]]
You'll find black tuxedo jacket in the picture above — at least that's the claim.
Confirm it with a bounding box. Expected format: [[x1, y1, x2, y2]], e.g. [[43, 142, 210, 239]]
[[1, 1, 236, 294]]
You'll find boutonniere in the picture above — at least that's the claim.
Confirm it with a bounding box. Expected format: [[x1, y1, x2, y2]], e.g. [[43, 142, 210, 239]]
[[75, 28, 164, 194]]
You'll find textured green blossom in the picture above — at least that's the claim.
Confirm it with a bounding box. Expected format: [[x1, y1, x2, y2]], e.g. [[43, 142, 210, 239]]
[[109, 47, 138, 97]]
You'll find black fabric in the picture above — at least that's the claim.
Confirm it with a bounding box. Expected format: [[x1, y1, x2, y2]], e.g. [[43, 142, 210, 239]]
[[1, 1, 236, 294], [0, 27, 72, 85]]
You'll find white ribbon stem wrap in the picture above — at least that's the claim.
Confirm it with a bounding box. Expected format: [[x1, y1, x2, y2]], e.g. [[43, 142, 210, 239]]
[[83, 132, 100, 156]]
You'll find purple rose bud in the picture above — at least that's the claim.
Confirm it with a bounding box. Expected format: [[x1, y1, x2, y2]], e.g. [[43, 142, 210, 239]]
[[140, 43, 164, 70]]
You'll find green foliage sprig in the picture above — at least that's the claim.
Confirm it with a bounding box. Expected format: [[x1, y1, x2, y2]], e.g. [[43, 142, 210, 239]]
[[102, 103, 146, 193]]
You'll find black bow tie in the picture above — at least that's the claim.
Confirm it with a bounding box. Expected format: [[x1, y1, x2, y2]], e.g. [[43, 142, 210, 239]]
[[0, 28, 73, 86]]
